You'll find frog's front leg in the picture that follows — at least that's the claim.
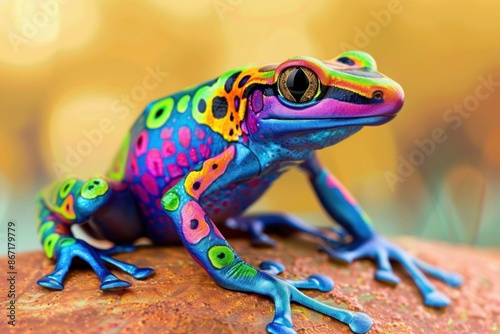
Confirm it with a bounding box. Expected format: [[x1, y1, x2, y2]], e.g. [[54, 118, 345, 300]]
[[300, 154, 463, 308], [161, 145, 372, 334], [36, 177, 153, 290]]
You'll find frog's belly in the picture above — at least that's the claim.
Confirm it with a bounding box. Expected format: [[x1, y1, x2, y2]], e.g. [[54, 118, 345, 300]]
[[139, 173, 280, 244]]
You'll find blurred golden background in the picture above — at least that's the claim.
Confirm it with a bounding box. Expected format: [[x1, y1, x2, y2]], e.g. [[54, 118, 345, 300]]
[[0, 0, 499, 252]]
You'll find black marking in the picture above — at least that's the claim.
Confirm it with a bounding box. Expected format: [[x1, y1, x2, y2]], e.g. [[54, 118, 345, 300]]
[[212, 164, 218, 169], [93, 180, 100, 185], [155, 107, 164, 118], [190, 219, 199, 229], [238, 75, 251, 88], [230, 114, 234, 121], [193, 181, 201, 190], [337, 57, 355, 66], [217, 252, 225, 259], [63, 183, 70, 192], [235, 124, 239, 130], [229, 129, 234, 136], [327, 86, 383, 104], [212, 96, 228, 119], [137, 136, 143, 147], [88, 185, 94, 190], [198, 99, 206, 113], [263, 86, 276, 96], [224, 71, 241, 93]]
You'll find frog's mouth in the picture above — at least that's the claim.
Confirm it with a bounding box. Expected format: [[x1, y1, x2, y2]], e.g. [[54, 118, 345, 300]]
[[259, 115, 395, 136]]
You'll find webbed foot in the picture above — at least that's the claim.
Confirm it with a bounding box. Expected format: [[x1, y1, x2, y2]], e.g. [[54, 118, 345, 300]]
[[321, 233, 463, 307], [37, 239, 154, 290]]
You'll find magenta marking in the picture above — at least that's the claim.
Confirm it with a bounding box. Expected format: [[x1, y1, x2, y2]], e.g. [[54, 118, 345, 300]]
[[251, 89, 263, 113], [167, 164, 184, 179], [141, 173, 159, 196], [176, 152, 189, 167], [160, 127, 174, 139], [189, 147, 198, 163], [146, 149, 164, 177], [199, 144, 211, 159], [162, 140, 176, 158], [194, 126, 206, 140], [247, 178, 260, 188], [130, 155, 139, 176], [208, 136, 213, 145], [178, 126, 191, 149], [135, 131, 149, 157]]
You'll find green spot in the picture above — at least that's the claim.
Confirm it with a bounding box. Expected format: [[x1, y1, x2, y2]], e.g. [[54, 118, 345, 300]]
[[177, 95, 190, 113], [44, 233, 61, 258], [81, 179, 109, 200], [60, 237, 76, 247], [162, 192, 180, 211], [38, 221, 55, 241], [59, 179, 77, 199], [146, 97, 174, 129], [227, 261, 257, 279], [208, 245, 235, 269], [108, 132, 130, 181]]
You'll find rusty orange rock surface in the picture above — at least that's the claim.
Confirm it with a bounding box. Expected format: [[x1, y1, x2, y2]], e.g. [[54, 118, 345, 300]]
[[1, 235, 499, 333]]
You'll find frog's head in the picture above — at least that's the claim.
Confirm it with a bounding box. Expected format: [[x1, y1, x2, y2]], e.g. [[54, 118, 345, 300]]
[[240, 51, 404, 151]]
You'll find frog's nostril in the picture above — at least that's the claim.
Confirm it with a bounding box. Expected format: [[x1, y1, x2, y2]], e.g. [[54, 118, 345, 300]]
[[372, 91, 383, 100], [88, 185, 94, 190], [93, 180, 100, 185]]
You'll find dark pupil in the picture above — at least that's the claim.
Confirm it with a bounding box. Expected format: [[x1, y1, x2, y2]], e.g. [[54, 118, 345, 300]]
[[217, 252, 225, 259], [286, 68, 309, 102]]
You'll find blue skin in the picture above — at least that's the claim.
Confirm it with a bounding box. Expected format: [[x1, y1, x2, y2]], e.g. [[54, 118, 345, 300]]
[[36, 51, 463, 334]]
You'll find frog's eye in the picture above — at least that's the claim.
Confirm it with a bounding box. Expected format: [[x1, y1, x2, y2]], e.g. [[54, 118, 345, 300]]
[[278, 67, 319, 103]]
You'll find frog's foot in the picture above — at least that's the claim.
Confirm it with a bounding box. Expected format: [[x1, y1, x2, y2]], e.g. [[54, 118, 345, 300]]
[[320, 233, 463, 308], [226, 214, 344, 248], [37, 240, 154, 291], [247, 273, 371, 334]]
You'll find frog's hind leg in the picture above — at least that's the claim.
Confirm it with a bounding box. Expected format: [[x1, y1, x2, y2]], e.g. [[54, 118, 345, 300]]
[[226, 214, 343, 248], [36, 177, 153, 291]]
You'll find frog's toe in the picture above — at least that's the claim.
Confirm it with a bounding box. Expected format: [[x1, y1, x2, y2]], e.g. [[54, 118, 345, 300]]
[[260, 261, 285, 275], [266, 322, 296, 334], [423, 291, 451, 308], [414, 258, 463, 287], [100, 275, 131, 290], [320, 245, 362, 263], [252, 233, 277, 248], [348, 312, 373, 334], [307, 274, 335, 292], [132, 267, 155, 279], [374, 269, 401, 285], [37, 276, 64, 290]]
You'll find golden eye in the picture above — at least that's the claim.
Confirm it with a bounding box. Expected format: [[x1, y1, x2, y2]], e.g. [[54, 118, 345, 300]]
[[278, 67, 319, 103]]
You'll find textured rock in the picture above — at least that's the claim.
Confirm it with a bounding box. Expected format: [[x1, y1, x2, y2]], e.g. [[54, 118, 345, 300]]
[[1, 235, 499, 333]]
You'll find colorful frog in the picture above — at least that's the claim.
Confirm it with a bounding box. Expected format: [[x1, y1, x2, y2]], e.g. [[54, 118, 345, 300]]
[[36, 51, 462, 334]]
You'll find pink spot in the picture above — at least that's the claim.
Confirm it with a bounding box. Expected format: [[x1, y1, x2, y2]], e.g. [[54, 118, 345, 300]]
[[251, 88, 263, 113], [134, 185, 150, 203], [194, 126, 206, 140], [213, 207, 221, 215], [141, 173, 159, 196], [247, 178, 260, 188], [199, 144, 211, 159], [208, 137, 213, 145], [155, 198, 163, 210], [167, 164, 184, 179], [146, 149, 164, 177], [181, 201, 210, 244], [135, 131, 148, 157], [222, 200, 228, 207], [160, 127, 174, 139], [176, 152, 189, 167], [130, 155, 139, 176], [189, 147, 198, 163], [162, 140, 176, 158], [178, 126, 191, 149]]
